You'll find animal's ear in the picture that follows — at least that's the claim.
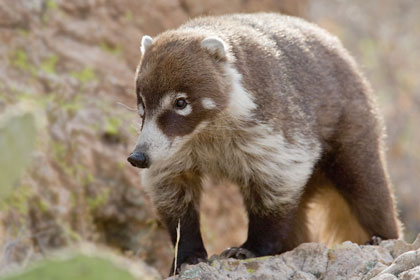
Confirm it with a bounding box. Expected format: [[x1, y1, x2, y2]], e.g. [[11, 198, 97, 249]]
[[201, 36, 227, 60], [140, 35, 153, 55]]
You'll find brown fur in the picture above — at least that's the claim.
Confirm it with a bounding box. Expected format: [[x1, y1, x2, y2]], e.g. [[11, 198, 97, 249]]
[[130, 13, 403, 273]]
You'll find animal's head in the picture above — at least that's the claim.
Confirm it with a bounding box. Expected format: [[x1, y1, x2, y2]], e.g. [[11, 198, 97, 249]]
[[127, 31, 235, 168]]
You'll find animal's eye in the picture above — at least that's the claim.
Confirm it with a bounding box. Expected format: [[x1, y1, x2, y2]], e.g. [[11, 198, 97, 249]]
[[174, 98, 187, 109]]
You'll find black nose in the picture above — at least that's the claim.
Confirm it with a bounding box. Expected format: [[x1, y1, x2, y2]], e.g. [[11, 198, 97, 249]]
[[127, 152, 150, 168]]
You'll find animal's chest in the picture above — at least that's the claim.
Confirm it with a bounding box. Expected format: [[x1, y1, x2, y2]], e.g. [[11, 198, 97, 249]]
[[196, 139, 252, 182], [192, 125, 321, 189]]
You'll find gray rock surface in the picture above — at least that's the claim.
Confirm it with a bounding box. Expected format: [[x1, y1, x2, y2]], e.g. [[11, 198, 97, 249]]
[[168, 235, 420, 280]]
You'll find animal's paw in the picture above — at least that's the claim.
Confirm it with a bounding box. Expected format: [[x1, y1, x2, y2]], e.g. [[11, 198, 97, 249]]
[[220, 247, 256, 259], [366, 235, 383, 245]]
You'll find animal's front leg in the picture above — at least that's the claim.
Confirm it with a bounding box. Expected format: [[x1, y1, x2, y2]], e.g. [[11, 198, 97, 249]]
[[163, 203, 207, 275], [151, 174, 207, 275]]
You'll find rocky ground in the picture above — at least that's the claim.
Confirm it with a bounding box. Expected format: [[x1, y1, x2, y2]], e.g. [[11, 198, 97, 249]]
[[2, 236, 419, 280], [169, 235, 420, 280]]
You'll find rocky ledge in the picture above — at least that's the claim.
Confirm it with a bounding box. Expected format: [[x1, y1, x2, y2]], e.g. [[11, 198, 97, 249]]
[[168, 235, 420, 280]]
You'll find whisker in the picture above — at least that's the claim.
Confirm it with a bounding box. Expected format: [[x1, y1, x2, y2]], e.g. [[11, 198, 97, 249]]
[[116, 101, 137, 111]]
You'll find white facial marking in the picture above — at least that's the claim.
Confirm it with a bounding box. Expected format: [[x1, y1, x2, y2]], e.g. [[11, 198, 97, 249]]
[[161, 95, 173, 109], [137, 103, 144, 118], [175, 105, 192, 116], [202, 98, 217, 110], [175, 92, 188, 99], [201, 37, 227, 59], [134, 91, 197, 164], [136, 119, 170, 162], [224, 65, 257, 119], [140, 35, 153, 55], [135, 64, 141, 79]]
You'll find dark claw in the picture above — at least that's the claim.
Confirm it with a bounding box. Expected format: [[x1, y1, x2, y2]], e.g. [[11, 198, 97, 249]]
[[366, 235, 383, 245], [220, 247, 256, 259]]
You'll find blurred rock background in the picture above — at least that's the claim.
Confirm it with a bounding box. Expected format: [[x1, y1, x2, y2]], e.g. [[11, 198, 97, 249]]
[[0, 0, 418, 277]]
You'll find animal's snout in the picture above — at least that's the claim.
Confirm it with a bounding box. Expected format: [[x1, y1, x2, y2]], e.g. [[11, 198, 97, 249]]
[[127, 152, 150, 169]]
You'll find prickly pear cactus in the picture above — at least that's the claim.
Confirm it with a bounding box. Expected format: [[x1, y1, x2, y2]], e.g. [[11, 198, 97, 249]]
[[0, 111, 37, 199]]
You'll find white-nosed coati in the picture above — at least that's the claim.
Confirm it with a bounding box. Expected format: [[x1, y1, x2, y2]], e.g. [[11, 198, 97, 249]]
[[126, 13, 402, 274]]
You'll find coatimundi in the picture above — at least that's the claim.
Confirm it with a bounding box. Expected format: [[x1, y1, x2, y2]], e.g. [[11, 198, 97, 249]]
[[127, 13, 402, 274]]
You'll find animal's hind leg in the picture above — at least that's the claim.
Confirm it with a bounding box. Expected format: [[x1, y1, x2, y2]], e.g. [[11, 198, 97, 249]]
[[323, 119, 401, 241], [306, 174, 371, 246]]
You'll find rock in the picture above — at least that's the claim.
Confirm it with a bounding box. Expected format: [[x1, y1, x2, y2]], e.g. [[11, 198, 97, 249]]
[[281, 243, 329, 277], [375, 249, 420, 277], [324, 242, 393, 279], [292, 271, 318, 280], [380, 240, 414, 259], [372, 273, 398, 280], [169, 235, 420, 280], [365, 262, 389, 279], [398, 266, 420, 280]]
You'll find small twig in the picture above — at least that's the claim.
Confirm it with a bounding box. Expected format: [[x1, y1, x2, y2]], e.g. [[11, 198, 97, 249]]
[[173, 219, 181, 276]]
